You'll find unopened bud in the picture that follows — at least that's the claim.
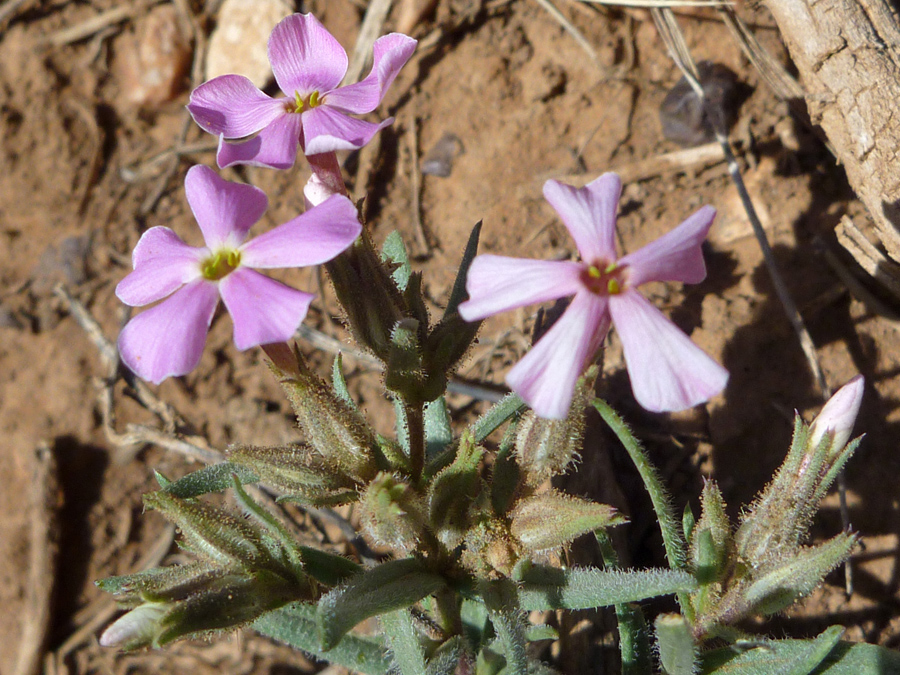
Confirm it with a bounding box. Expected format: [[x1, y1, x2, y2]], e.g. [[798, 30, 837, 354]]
[[808, 375, 864, 453], [360, 472, 428, 553], [100, 602, 169, 649], [510, 491, 626, 553]]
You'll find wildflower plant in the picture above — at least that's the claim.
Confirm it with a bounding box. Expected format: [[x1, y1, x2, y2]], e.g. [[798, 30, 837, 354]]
[[97, 12, 899, 675]]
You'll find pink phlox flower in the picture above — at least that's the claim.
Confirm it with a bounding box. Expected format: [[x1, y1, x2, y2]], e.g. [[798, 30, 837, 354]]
[[116, 165, 362, 383], [458, 172, 728, 419], [187, 13, 416, 170]]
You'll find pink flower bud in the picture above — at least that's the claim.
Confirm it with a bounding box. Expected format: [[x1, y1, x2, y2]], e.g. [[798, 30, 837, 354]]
[[808, 375, 864, 451]]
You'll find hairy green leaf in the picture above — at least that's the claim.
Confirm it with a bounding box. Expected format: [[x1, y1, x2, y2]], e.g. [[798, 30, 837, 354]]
[[317, 558, 446, 650], [517, 565, 696, 611], [163, 462, 259, 499], [253, 602, 390, 675], [698, 627, 899, 675]]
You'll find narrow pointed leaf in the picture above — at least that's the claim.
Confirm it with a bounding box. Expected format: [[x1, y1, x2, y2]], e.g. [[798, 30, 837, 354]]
[[381, 230, 412, 292], [253, 602, 390, 675], [697, 628, 895, 675], [482, 579, 529, 675], [593, 399, 686, 572], [163, 462, 259, 499], [424, 397, 453, 459], [517, 565, 696, 611], [381, 609, 427, 675], [426, 636, 470, 675], [655, 614, 697, 675], [332, 353, 356, 409], [472, 393, 525, 442], [298, 546, 361, 586], [445, 221, 482, 316], [317, 558, 446, 650]]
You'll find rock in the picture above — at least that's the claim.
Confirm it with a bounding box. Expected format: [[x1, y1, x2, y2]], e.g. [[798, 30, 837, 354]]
[[205, 0, 294, 89], [112, 5, 193, 108]]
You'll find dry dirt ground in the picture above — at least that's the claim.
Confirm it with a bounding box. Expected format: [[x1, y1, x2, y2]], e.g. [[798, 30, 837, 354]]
[[2, 1, 900, 673]]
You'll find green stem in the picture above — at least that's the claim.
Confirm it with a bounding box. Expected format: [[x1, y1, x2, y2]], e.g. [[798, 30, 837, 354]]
[[406, 403, 426, 486], [592, 398, 693, 620], [595, 531, 652, 675]]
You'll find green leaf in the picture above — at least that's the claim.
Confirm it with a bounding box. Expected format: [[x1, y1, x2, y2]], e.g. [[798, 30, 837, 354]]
[[426, 636, 469, 675], [253, 602, 390, 675], [444, 220, 482, 316], [595, 530, 652, 675], [163, 462, 259, 499], [154, 470, 173, 489], [317, 558, 447, 650], [482, 579, 528, 675], [526, 625, 559, 642], [381, 231, 412, 292], [460, 597, 491, 649], [517, 565, 697, 611], [332, 354, 356, 409], [655, 614, 697, 675], [381, 609, 427, 675], [298, 546, 362, 587], [425, 397, 453, 459], [394, 397, 411, 456], [698, 628, 898, 675], [472, 393, 525, 443]]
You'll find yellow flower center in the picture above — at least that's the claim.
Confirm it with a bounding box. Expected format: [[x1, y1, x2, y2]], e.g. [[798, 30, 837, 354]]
[[201, 249, 241, 281], [583, 262, 627, 296], [287, 90, 322, 114]]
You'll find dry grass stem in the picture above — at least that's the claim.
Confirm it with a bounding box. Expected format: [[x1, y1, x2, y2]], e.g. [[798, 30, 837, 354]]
[[345, 0, 393, 85], [41, 0, 165, 47]]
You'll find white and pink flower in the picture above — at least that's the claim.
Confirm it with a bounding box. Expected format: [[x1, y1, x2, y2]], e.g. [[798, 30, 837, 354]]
[[116, 165, 361, 383], [459, 172, 728, 418]]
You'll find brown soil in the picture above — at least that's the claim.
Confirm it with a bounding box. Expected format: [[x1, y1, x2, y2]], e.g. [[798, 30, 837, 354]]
[[2, 1, 899, 673]]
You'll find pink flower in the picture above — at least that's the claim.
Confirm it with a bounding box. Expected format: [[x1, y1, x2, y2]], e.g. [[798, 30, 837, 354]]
[[458, 173, 728, 418], [187, 13, 416, 170], [116, 165, 362, 383]]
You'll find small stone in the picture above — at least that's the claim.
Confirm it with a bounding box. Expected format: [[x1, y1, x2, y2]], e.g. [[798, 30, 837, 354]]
[[205, 0, 294, 89], [421, 132, 464, 177], [113, 5, 193, 108], [659, 62, 741, 147], [32, 236, 92, 295]]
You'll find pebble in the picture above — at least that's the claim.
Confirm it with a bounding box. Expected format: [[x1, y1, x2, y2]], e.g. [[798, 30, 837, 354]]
[[205, 0, 294, 88], [659, 61, 740, 147], [421, 132, 464, 178], [113, 5, 193, 108]]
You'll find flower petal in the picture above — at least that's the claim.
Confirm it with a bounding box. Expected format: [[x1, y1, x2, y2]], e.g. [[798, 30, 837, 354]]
[[241, 194, 361, 269], [187, 75, 286, 138], [301, 106, 392, 155], [184, 165, 268, 247], [117, 280, 220, 384], [619, 205, 716, 287], [543, 173, 621, 264], [506, 292, 611, 419], [457, 256, 583, 322], [609, 290, 728, 412], [219, 268, 314, 350], [116, 227, 205, 306], [324, 33, 417, 114], [216, 114, 303, 170], [268, 13, 347, 96]]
